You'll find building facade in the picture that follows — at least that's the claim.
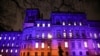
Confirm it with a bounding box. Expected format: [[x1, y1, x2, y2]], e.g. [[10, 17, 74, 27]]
[[0, 9, 100, 56]]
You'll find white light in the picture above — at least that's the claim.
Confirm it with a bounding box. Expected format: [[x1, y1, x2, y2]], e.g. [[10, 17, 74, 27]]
[[37, 23, 40, 27], [63, 32, 66, 38], [0, 37, 2, 40], [35, 42, 38, 48], [15, 49, 17, 53], [41, 42, 44, 48], [97, 43, 100, 48], [48, 46, 50, 48], [69, 32, 72, 38], [0, 54, 2, 56], [68, 23, 71, 26], [62, 22, 65, 26], [6, 49, 8, 53], [94, 33, 97, 38], [4, 37, 6, 40], [12, 43, 14, 47], [48, 33, 52, 39], [84, 41, 88, 48], [65, 42, 68, 48], [9, 37, 11, 40], [42, 33, 45, 38], [13, 37, 15, 40], [74, 22, 76, 26], [48, 23, 50, 27], [1, 49, 3, 52], [42, 23, 45, 27], [10, 49, 13, 53], [79, 22, 82, 26]]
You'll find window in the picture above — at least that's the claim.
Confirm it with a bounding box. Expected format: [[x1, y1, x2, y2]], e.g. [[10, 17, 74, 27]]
[[10, 49, 13, 53], [79, 22, 82, 26], [62, 22, 65, 26], [68, 23, 71, 26], [86, 51, 89, 55], [36, 34, 39, 38], [12, 43, 14, 47], [0, 54, 2, 56], [66, 52, 68, 56], [71, 42, 75, 48], [6, 49, 8, 53], [84, 41, 88, 48], [69, 32, 72, 38], [41, 52, 44, 56], [93, 43, 95, 48], [74, 22, 76, 26], [94, 33, 97, 38], [42, 23, 45, 27], [48, 52, 51, 56], [2, 44, 5, 47], [48, 23, 50, 27], [7, 43, 9, 47], [41, 42, 44, 48], [90, 33, 92, 37], [15, 49, 18, 53], [1, 49, 3, 52], [63, 32, 66, 38], [0, 37, 2, 40], [42, 33, 45, 38], [35, 42, 39, 48], [78, 42, 81, 48], [4, 37, 6, 40], [72, 51, 76, 55], [97, 43, 100, 48], [37, 23, 40, 27], [8, 37, 11, 40], [13, 37, 15, 40], [27, 52, 30, 56], [48, 33, 52, 39], [79, 51, 82, 55], [65, 42, 68, 48]]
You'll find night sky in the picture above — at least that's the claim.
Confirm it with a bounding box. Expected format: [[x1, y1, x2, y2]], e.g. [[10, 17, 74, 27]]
[[0, 0, 100, 31]]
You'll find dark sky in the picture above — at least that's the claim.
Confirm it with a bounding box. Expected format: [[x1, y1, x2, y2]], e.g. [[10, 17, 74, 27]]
[[0, 0, 100, 31]]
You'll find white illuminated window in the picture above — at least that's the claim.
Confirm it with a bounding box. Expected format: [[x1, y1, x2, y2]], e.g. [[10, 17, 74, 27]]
[[68, 23, 71, 26], [48, 33, 52, 39], [15, 49, 17, 53], [42, 33, 45, 38], [79, 22, 82, 26], [10, 49, 13, 53], [42, 23, 45, 27], [7, 43, 9, 47], [48, 46, 50, 48], [94, 33, 97, 38], [63, 32, 66, 38], [4, 37, 6, 40], [6, 49, 8, 53], [8, 37, 11, 40], [48, 23, 50, 27], [13, 37, 15, 40], [41, 42, 44, 48], [84, 41, 88, 48], [65, 42, 68, 48], [69, 32, 72, 38], [0, 54, 2, 56], [0, 37, 2, 40], [12, 43, 14, 47], [62, 22, 65, 26], [1, 49, 3, 52], [37, 23, 40, 27], [35, 42, 39, 48], [97, 43, 100, 48], [74, 22, 76, 26]]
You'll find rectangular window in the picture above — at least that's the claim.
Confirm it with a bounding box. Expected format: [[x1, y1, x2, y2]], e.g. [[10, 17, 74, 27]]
[[35, 42, 39, 48], [84, 41, 88, 48], [65, 42, 68, 48], [41, 52, 44, 56], [41, 42, 44, 48], [97, 43, 100, 48], [35, 52, 38, 56], [69, 32, 72, 38]]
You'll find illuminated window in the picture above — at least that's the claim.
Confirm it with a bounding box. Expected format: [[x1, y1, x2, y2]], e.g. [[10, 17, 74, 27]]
[[1, 49, 3, 52], [42, 33, 45, 38], [74, 22, 76, 26], [68, 23, 71, 26], [69, 32, 72, 38], [94, 33, 97, 38], [63, 32, 66, 38], [65, 42, 68, 48], [97, 43, 100, 48], [13, 37, 15, 40], [41, 42, 44, 48], [0, 54, 2, 56], [15, 49, 17, 53], [42, 23, 45, 27], [90, 33, 92, 37], [7, 43, 9, 47], [48, 33, 52, 39], [62, 22, 65, 26], [93, 43, 95, 48], [12, 43, 14, 47], [6, 49, 8, 53], [2, 44, 4, 47], [79, 22, 82, 26], [48, 23, 50, 27], [8, 37, 11, 40], [37, 23, 40, 27], [35, 42, 39, 48], [84, 41, 88, 48], [0, 37, 2, 40], [4, 37, 6, 40], [10, 49, 13, 53], [36, 34, 39, 38]]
